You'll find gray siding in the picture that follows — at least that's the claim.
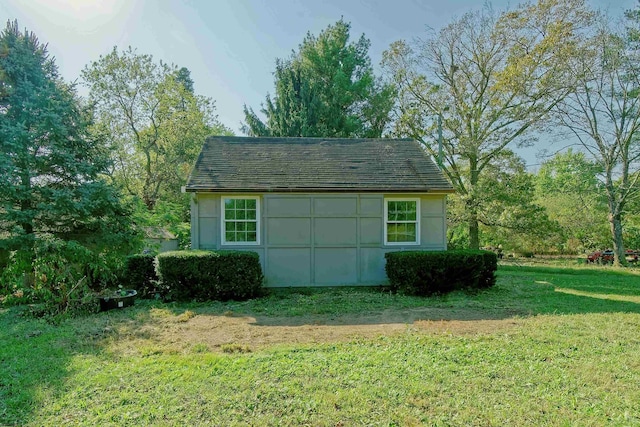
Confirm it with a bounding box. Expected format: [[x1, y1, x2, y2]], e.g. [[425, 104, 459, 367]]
[[191, 193, 447, 287]]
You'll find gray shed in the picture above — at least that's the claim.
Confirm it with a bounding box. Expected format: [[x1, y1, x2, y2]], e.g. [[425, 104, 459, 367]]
[[186, 136, 454, 287], [143, 227, 179, 253]]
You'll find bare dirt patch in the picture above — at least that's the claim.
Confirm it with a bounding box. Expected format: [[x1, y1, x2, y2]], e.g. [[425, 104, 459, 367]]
[[103, 307, 524, 354]]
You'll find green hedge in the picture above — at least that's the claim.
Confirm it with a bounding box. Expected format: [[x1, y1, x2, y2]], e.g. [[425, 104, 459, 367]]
[[123, 254, 158, 298], [156, 250, 264, 301], [478, 250, 498, 288], [385, 250, 497, 296]]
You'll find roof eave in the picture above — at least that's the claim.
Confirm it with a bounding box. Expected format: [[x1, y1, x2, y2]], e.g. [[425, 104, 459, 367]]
[[185, 187, 456, 194]]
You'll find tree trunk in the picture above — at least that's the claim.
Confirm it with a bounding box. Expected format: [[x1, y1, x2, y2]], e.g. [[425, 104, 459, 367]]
[[143, 195, 156, 211], [604, 170, 627, 266], [20, 170, 35, 286], [469, 214, 480, 250], [20, 171, 34, 239], [468, 154, 480, 250], [609, 211, 626, 266]]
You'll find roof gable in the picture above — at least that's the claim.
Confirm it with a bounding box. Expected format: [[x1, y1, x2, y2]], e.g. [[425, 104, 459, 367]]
[[186, 136, 454, 193]]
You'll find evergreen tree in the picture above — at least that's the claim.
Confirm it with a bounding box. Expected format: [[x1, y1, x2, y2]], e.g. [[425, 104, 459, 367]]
[[0, 20, 136, 286], [174, 66, 194, 94], [243, 19, 395, 138]]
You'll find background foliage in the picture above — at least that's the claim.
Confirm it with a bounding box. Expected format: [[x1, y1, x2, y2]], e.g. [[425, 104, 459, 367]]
[[0, 20, 139, 315], [4, 0, 640, 314]]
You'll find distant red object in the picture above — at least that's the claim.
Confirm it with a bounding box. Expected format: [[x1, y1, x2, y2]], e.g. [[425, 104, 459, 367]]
[[586, 249, 638, 264], [586, 250, 614, 264]]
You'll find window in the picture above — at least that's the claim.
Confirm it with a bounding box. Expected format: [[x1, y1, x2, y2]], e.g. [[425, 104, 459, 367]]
[[222, 197, 260, 245], [384, 198, 420, 245]]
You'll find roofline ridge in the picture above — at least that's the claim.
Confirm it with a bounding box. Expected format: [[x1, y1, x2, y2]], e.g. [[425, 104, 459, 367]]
[[205, 136, 415, 144]]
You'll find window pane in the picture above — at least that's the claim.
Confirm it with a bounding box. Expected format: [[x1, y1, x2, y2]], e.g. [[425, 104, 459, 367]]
[[225, 231, 235, 242], [247, 209, 256, 220], [246, 199, 256, 209], [237, 222, 246, 232], [396, 202, 407, 221], [388, 200, 418, 221], [247, 232, 256, 242], [237, 199, 246, 209], [225, 221, 236, 232], [225, 199, 235, 209], [387, 222, 417, 243], [389, 228, 398, 242], [236, 209, 246, 220], [226, 209, 236, 220], [387, 223, 397, 242], [406, 223, 416, 240], [387, 201, 397, 220], [407, 202, 417, 221], [247, 222, 257, 232]]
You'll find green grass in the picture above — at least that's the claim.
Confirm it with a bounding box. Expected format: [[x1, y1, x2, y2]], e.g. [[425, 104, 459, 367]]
[[2, 264, 640, 426]]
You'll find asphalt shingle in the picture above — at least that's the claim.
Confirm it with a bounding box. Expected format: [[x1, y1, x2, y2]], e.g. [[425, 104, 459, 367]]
[[185, 136, 454, 193]]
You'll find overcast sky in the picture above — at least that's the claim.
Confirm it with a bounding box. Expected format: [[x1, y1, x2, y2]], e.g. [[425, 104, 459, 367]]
[[1, 0, 636, 165]]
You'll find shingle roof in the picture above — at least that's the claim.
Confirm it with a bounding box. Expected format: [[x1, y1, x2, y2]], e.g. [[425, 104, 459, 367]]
[[143, 227, 177, 240], [185, 136, 454, 193]]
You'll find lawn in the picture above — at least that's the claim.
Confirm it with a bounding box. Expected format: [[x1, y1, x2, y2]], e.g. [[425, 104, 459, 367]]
[[2, 264, 640, 426]]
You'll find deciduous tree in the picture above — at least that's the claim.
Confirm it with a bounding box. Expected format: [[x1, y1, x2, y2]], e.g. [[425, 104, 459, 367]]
[[82, 47, 231, 210], [534, 150, 609, 252], [553, 8, 640, 264], [383, 0, 592, 249]]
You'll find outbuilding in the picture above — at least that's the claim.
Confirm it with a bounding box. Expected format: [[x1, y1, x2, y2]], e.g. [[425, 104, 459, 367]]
[[186, 136, 454, 286]]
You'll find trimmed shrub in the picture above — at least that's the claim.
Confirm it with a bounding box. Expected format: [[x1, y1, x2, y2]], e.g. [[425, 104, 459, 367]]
[[123, 254, 159, 298], [385, 250, 498, 296], [478, 250, 498, 288], [156, 250, 264, 301]]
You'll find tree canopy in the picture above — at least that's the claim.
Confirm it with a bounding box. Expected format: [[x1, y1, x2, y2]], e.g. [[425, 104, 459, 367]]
[[82, 47, 232, 210], [243, 19, 395, 138], [551, 6, 640, 264], [0, 20, 137, 289], [383, 0, 593, 249], [534, 150, 609, 252]]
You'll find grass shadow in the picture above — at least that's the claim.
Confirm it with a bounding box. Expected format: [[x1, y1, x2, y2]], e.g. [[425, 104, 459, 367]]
[[0, 302, 164, 425], [124, 265, 640, 329], [126, 265, 640, 329], [5, 263, 640, 425], [248, 266, 640, 326], [492, 266, 640, 315], [0, 307, 103, 425]]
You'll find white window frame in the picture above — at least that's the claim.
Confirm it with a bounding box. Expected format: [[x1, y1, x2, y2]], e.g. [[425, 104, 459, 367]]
[[221, 196, 261, 246], [384, 197, 421, 246]]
